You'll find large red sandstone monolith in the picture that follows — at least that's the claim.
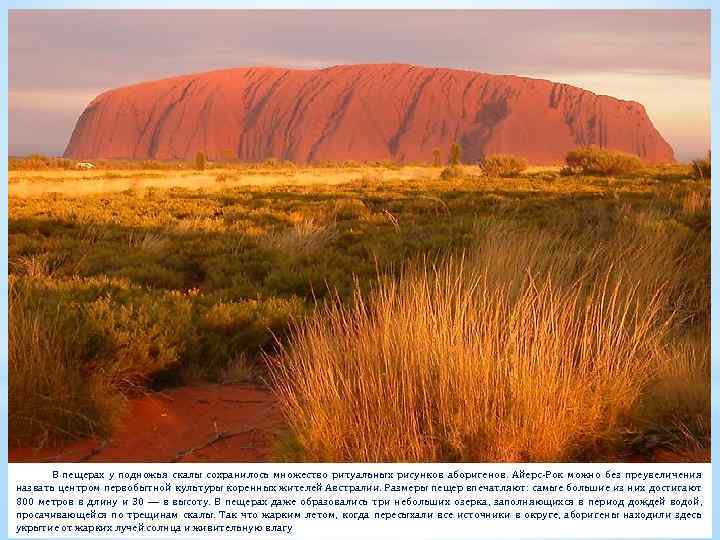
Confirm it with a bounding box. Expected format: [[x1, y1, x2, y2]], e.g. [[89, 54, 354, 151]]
[[64, 64, 674, 164]]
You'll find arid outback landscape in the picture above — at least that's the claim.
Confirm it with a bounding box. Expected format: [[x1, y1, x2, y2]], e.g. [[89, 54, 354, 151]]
[[9, 64, 710, 463]]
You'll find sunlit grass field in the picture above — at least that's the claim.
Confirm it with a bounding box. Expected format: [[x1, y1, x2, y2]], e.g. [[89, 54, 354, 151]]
[[9, 161, 710, 461]]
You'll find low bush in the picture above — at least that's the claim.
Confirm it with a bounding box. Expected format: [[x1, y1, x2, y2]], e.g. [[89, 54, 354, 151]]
[[9, 155, 76, 171], [565, 146, 643, 176], [332, 198, 369, 220], [84, 294, 194, 390], [480, 154, 528, 177]]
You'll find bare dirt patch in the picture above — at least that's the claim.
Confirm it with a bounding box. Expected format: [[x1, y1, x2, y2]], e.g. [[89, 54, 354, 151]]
[[9, 384, 282, 463]]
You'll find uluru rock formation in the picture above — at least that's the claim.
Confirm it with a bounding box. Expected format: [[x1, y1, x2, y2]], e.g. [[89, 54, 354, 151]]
[[64, 64, 674, 164]]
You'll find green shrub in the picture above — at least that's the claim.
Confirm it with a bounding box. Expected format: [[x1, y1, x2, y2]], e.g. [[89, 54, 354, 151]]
[[481, 154, 528, 177], [190, 297, 306, 375], [565, 146, 643, 176], [691, 152, 711, 180], [84, 294, 194, 389]]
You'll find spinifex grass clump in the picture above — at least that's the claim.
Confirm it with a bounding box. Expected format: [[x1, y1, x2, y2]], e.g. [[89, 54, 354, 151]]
[[271, 225, 683, 462], [480, 154, 528, 177]]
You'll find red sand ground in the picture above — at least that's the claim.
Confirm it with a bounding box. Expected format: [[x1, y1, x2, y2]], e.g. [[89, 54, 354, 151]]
[[64, 63, 674, 164], [9, 384, 283, 463], [10, 383, 708, 463]]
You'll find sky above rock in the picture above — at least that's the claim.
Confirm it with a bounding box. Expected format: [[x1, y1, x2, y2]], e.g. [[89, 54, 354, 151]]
[[9, 9, 710, 161]]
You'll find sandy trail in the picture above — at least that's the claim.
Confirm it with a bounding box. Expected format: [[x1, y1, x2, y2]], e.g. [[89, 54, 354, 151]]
[[9, 384, 284, 463]]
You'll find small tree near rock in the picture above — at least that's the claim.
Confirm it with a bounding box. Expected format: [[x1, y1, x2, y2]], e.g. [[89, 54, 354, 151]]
[[432, 148, 442, 167], [195, 151, 206, 171], [449, 143, 461, 165]]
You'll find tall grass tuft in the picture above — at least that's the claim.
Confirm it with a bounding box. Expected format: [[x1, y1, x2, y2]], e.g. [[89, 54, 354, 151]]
[[270, 225, 696, 462], [9, 278, 122, 446], [263, 219, 339, 257], [691, 152, 711, 180]]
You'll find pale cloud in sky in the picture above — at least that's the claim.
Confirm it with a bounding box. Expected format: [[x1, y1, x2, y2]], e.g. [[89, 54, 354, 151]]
[[10, 89, 101, 112], [9, 9, 710, 160]]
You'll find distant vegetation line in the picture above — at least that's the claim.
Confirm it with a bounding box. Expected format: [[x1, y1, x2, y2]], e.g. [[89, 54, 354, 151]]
[[9, 145, 711, 176]]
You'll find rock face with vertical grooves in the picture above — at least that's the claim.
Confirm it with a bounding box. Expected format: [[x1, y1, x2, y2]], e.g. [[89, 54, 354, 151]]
[[64, 64, 674, 163]]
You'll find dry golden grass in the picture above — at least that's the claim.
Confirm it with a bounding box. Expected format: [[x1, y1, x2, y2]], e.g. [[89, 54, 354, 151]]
[[628, 328, 710, 453], [682, 189, 710, 216], [8, 278, 123, 446], [127, 231, 168, 252], [270, 224, 704, 462], [9, 162, 708, 456], [8, 165, 434, 198], [262, 219, 340, 258]]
